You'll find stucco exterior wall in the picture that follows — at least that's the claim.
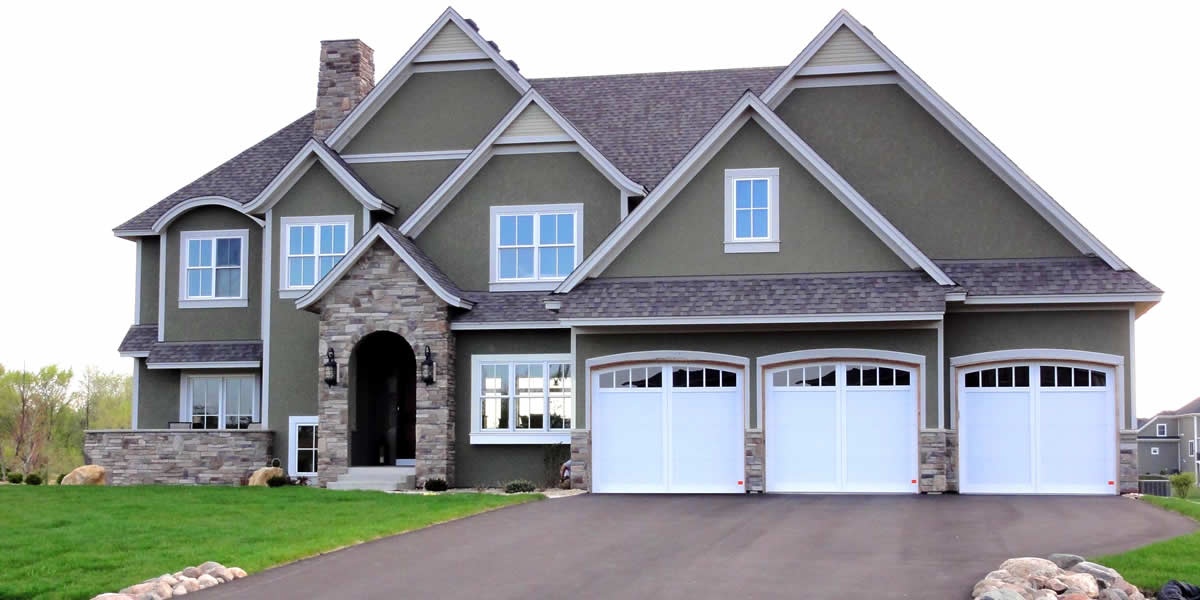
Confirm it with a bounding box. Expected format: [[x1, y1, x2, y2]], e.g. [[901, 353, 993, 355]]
[[138, 237, 160, 325], [136, 358, 181, 429], [1138, 440, 1180, 475], [355, 159, 462, 222]]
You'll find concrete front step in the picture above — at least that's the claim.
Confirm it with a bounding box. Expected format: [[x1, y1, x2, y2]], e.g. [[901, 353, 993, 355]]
[[345, 466, 415, 481], [328, 466, 416, 492]]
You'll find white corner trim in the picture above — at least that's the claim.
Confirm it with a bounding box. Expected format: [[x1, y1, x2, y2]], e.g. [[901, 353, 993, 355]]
[[242, 140, 395, 215], [948, 348, 1125, 368], [261, 208, 273, 429], [295, 224, 473, 310], [449, 321, 566, 331], [761, 10, 1130, 271], [560, 311, 944, 327], [150, 196, 265, 233], [487, 203, 582, 291], [277, 215, 355, 295], [340, 150, 472, 163], [757, 348, 925, 368], [400, 90, 644, 237], [1129, 307, 1137, 431], [131, 359, 140, 429], [177, 229, 250, 306], [133, 239, 143, 324], [158, 233, 166, 342], [555, 92, 953, 292], [323, 7, 530, 151], [585, 350, 750, 371], [962, 293, 1162, 305], [288, 415, 319, 476], [937, 320, 946, 429], [148, 360, 261, 370]]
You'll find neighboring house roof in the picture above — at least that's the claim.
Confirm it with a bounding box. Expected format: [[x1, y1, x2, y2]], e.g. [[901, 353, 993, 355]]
[[146, 340, 263, 368], [118, 324, 157, 356], [1138, 417, 1150, 429], [938, 258, 1162, 299], [454, 292, 558, 324], [1167, 397, 1200, 416], [554, 271, 946, 322]]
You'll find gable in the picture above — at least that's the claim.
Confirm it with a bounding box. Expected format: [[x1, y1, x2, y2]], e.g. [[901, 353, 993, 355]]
[[775, 84, 1081, 260], [808, 26, 884, 67], [273, 162, 364, 219], [601, 120, 910, 278], [340, 70, 521, 155], [419, 23, 480, 59], [500, 104, 568, 141]]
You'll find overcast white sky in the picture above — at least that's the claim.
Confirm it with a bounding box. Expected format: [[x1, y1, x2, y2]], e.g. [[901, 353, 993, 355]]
[[1, 1, 1195, 417]]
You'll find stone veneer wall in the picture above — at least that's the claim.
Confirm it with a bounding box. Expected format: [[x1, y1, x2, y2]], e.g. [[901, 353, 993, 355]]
[[1119, 431, 1138, 494], [83, 430, 274, 485], [313, 241, 455, 488], [745, 430, 764, 492], [570, 430, 590, 490], [919, 431, 958, 493]]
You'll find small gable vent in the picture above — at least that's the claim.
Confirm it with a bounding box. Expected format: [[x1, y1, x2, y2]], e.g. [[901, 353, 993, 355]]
[[498, 104, 568, 142], [809, 26, 884, 67], [418, 23, 484, 60]]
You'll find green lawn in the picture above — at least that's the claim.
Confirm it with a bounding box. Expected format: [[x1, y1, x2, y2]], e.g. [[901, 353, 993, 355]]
[[1093, 495, 1200, 592], [0, 485, 541, 599]]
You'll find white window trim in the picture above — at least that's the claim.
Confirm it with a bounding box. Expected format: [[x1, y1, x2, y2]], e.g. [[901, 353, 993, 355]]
[[1151, 447, 1160, 456], [723, 168, 780, 253], [279, 215, 354, 295], [1190, 440, 1195, 457], [179, 373, 261, 429], [288, 415, 319, 476], [178, 229, 249, 308], [1158, 423, 1168, 437], [470, 353, 573, 444], [488, 204, 583, 292]]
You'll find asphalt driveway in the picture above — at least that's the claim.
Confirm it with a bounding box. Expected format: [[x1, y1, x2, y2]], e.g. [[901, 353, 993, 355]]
[[198, 494, 1194, 599]]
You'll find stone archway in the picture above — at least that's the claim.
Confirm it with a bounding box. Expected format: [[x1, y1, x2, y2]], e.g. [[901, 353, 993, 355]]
[[349, 330, 416, 467], [309, 240, 455, 487]]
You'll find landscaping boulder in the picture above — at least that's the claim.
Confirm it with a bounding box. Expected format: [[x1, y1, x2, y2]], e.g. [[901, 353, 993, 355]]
[[1157, 580, 1200, 600], [1048, 554, 1086, 570], [1002, 557, 1061, 580], [971, 554, 1146, 600], [62, 465, 106, 486], [1070, 561, 1122, 587], [248, 467, 283, 487]]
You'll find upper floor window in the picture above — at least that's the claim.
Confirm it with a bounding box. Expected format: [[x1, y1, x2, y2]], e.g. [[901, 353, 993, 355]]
[[1157, 423, 1168, 437], [180, 229, 248, 308], [489, 204, 582, 291], [281, 216, 353, 292], [724, 168, 779, 253]]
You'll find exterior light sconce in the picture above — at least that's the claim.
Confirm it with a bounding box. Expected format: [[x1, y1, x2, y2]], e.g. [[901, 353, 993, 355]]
[[421, 345, 437, 385], [323, 348, 338, 387]]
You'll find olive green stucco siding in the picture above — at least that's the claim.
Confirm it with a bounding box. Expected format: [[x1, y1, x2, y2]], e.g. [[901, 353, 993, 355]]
[[416, 152, 621, 291], [575, 327, 940, 429], [136, 359, 180, 429], [138, 237, 160, 325], [354, 159, 462, 222], [1138, 440, 1178, 475], [162, 206, 262, 342], [944, 310, 1132, 430], [602, 121, 909, 278], [267, 163, 365, 474], [341, 70, 521, 155], [775, 84, 1081, 260], [454, 329, 571, 487]]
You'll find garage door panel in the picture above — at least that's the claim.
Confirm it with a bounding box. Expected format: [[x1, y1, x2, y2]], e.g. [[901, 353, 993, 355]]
[[592, 390, 665, 493], [670, 390, 744, 493], [961, 390, 1034, 493], [844, 389, 916, 492], [766, 389, 839, 492], [1038, 391, 1114, 494]]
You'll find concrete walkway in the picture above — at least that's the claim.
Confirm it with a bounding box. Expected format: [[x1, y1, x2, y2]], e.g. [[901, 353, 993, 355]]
[[197, 494, 1195, 599]]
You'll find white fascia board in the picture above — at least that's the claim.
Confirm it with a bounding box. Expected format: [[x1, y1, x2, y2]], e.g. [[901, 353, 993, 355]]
[[401, 91, 643, 237], [761, 10, 1129, 270], [962, 293, 1162, 305], [119, 351, 150, 358], [948, 348, 1125, 368], [243, 141, 394, 215], [449, 321, 566, 331], [147, 361, 261, 370], [114, 229, 158, 238], [556, 92, 953, 292], [323, 7, 530, 152], [294, 224, 473, 311], [341, 150, 472, 163], [149, 196, 264, 233], [559, 312, 943, 327]]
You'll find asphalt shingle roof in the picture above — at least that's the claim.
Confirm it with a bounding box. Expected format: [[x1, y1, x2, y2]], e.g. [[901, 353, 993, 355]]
[[555, 272, 947, 319], [938, 257, 1161, 297], [118, 324, 158, 354], [147, 340, 263, 365], [377, 224, 467, 302], [454, 292, 557, 323]]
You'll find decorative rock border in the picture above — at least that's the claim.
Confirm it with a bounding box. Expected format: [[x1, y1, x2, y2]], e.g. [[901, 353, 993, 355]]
[[91, 561, 246, 599], [972, 555, 1145, 600]]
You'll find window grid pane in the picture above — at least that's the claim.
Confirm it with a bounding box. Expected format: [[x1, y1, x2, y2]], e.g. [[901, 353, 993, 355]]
[[287, 223, 349, 288], [733, 178, 769, 240], [496, 211, 576, 281]]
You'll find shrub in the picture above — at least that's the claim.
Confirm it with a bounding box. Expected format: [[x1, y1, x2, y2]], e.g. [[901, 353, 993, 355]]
[[1170, 472, 1196, 498], [504, 479, 536, 494], [57, 473, 66, 485], [424, 478, 448, 492], [7, 473, 22, 484], [25, 474, 43, 486], [266, 475, 289, 488]]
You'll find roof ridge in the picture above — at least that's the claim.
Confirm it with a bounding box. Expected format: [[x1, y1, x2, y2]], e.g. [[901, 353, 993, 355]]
[[531, 65, 785, 82]]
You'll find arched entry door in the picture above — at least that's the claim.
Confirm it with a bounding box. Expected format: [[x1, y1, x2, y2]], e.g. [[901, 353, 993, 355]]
[[349, 331, 416, 466]]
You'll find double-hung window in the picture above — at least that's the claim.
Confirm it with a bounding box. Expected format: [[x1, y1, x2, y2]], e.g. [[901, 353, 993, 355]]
[[489, 204, 582, 291], [280, 216, 353, 294], [723, 168, 779, 253], [183, 374, 259, 429], [1157, 423, 1168, 437], [180, 230, 248, 308], [471, 354, 573, 443]]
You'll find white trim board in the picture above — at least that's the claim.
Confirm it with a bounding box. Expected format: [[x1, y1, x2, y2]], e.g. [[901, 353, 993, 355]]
[[151, 196, 265, 233], [341, 150, 472, 164], [760, 9, 1129, 271], [949, 349, 1125, 368], [449, 321, 567, 331], [242, 140, 395, 215], [295, 224, 473, 310], [323, 7, 530, 152], [261, 208, 273, 429], [559, 312, 943, 327], [555, 92, 954, 292], [148, 361, 261, 370], [133, 239, 142, 324], [400, 89, 644, 237], [962, 293, 1162, 305]]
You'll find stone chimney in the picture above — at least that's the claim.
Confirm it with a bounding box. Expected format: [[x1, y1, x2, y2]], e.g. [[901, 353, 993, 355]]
[[314, 39, 375, 140]]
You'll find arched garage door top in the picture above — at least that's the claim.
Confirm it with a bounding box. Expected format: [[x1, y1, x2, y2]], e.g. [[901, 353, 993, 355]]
[[950, 348, 1124, 368], [758, 348, 926, 368], [586, 350, 750, 370]]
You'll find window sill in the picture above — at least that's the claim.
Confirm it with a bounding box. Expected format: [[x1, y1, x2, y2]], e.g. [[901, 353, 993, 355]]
[[178, 299, 248, 309], [278, 289, 308, 299], [470, 431, 571, 445], [724, 241, 779, 254], [488, 280, 563, 292]]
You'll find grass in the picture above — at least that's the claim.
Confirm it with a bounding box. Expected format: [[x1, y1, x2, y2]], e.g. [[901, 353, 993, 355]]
[[1093, 495, 1200, 592], [0, 485, 541, 599]]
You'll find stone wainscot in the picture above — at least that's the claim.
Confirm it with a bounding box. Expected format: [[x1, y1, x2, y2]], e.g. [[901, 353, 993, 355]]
[[84, 430, 274, 485]]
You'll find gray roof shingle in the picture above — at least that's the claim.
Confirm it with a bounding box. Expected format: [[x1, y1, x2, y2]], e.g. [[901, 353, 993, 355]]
[[454, 292, 557, 323], [377, 224, 468, 302], [118, 324, 158, 354], [147, 340, 263, 365], [555, 272, 947, 319], [939, 257, 1161, 297]]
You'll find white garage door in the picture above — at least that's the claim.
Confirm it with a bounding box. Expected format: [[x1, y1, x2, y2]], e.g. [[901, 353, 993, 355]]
[[592, 365, 744, 493], [765, 363, 918, 493], [959, 363, 1117, 494]]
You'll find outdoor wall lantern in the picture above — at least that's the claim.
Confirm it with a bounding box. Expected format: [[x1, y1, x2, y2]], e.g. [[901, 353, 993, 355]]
[[323, 348, 338, 387], [421, 345, 437, 385]]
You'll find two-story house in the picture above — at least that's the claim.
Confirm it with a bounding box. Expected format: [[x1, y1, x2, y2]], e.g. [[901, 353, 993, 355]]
[[1136, 398, 1200, 477], [93, 8, 1161, 494]]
